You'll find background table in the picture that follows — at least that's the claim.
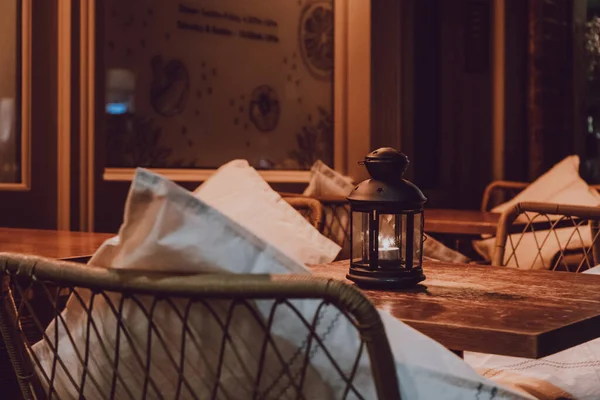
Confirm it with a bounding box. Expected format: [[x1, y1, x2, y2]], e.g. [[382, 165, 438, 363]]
[[425, 209, 501, 236], [425, 208, 576, 237], [311, 260, 600, 358], [0, 228, 112, 259]]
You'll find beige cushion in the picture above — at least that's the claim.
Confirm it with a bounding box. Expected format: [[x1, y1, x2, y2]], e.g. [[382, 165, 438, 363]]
[[473, 156, 600, 268], [474, 222, 594, 270], [424, 235, 470, 264], [194, 160, 341, 264], [303, 161, 354, 259], [303, 160, 354, 198], [492, 156, 600, 213]]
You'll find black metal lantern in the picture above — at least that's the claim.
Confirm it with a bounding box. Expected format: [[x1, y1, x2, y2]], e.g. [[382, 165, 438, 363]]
[[347, 148, 427, 288]]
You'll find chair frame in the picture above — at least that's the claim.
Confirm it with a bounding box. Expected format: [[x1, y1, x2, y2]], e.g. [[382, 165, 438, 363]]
[[0, 253, 401, 400], [480, 181, 528, 212], [492, 202, 600, 269]]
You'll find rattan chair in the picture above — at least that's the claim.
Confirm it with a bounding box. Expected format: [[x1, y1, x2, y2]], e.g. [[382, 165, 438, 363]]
[[481, 180, 600, 211], [491, 202, 600, 272], [0, 253, 400, 400]]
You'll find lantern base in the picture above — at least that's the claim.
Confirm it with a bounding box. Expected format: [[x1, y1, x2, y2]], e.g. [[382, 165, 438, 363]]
[[346, 266, 425, 289]]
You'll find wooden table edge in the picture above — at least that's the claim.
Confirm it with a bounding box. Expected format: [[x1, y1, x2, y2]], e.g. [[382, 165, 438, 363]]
[[313, 260, 600, 359], [401, 319, 540, 358]]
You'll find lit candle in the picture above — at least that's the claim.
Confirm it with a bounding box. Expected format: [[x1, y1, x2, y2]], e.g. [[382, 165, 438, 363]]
[[378, 236, 400, 260]]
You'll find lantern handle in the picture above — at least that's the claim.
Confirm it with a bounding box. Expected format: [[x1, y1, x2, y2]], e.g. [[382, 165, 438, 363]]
[[359, 148, 410, 181]]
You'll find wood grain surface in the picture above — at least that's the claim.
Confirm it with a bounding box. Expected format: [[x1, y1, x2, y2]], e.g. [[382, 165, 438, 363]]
[[311, 260, 600, 358], [0, 228, 112, 259], [425, 209, 501, 235], [4, 227, 598, 359]]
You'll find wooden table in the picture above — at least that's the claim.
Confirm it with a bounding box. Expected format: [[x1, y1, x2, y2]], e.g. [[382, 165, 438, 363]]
[[425, 209, 577, 237], [311, 260, 600, 358], [5, 228, 599, 359], [0, 228, 112, 259], [425, 209, 500, 236]]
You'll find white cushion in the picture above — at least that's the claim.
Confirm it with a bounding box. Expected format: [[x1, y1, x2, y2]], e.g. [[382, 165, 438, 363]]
[[473, 155, 600, 268], [424, 235, 470, 264], [474, 222, 594, 270], [303, 160, 355, 198], [194, 160, 341, 265], [492, 156, 600, 213], [585, 264, 600, 274], [303, 160, 354, 259], [32, 169, 527, 399]]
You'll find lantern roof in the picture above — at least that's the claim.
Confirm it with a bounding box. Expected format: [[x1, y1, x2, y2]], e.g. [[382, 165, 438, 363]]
[[347, 147, 427, 208]]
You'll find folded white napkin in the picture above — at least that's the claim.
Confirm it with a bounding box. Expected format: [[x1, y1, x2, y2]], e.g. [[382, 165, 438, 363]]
[[32, 169, 528, 399]]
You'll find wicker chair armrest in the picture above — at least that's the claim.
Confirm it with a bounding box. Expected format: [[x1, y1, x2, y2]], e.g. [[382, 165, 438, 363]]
[[481, 180, 529, 212], [0, 253, 400, 400], [492, 201, 600, 268]]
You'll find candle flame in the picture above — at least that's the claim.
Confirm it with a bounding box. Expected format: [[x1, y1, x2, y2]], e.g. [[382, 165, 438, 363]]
[[379, 235, 395, 250]]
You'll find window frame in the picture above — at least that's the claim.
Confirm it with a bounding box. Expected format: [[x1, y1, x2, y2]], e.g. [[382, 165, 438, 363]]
[[0, 0, 31, 191], [81, 0, 370, 184]]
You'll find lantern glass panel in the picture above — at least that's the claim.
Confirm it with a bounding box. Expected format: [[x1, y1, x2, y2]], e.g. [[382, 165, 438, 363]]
[[377, 214, 405, 264], [351, 211, 371, 265], [411, 212, 424, 267]]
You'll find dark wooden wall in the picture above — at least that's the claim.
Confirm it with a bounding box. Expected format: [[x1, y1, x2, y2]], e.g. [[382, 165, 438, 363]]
[[527, 0, 575, 179], [503, 0, 529, 181], [502, 0, 586, 182], [372, 0, 494, 209], [372, 0, 585, 208], [437, 0, 493, 209]]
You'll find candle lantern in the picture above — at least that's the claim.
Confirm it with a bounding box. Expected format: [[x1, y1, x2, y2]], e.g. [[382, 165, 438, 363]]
[[347, 148, 427, 288]]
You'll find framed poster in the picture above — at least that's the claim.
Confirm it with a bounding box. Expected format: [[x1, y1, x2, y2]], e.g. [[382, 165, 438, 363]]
[[90, 0, 364, 183], [0, 0, 30, 189]]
